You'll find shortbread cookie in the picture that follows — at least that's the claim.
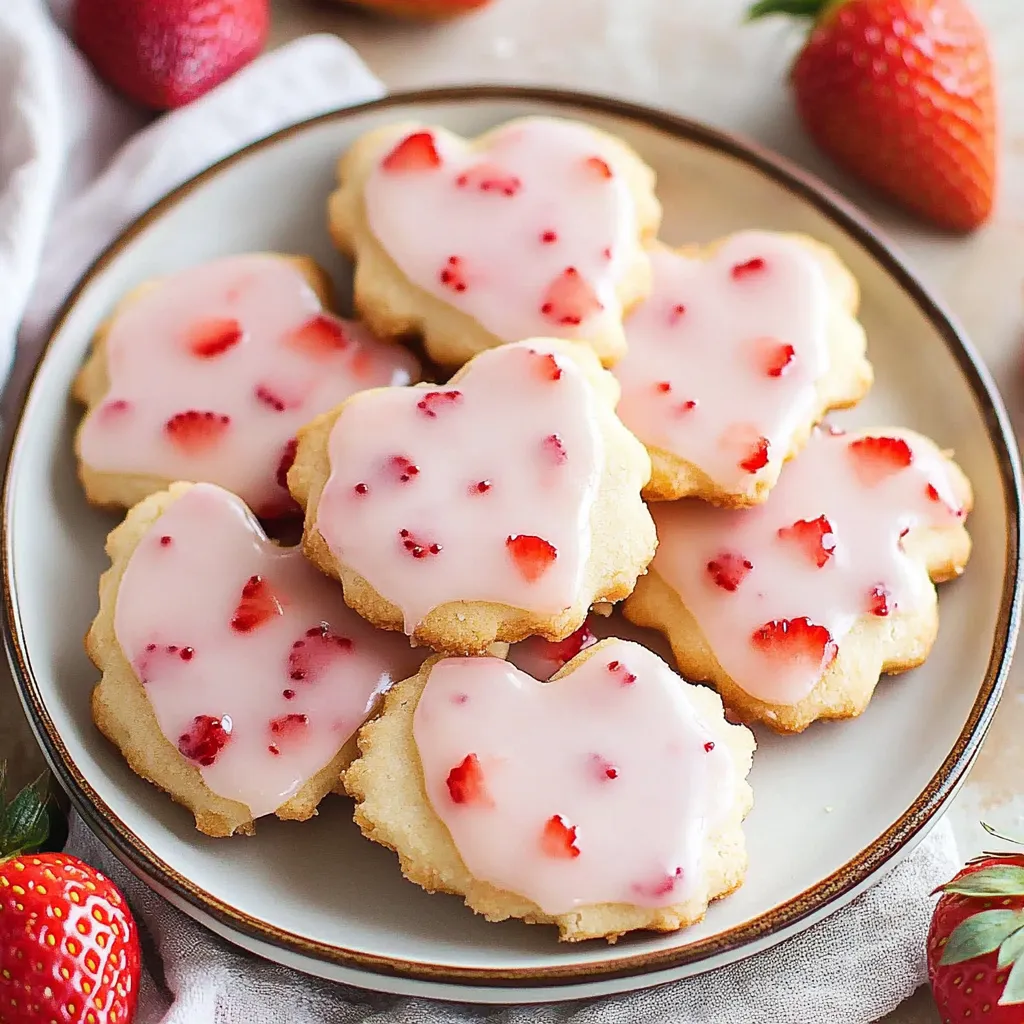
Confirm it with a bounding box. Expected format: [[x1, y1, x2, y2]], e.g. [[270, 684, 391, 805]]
[[613, 233, 872, 506], [73, 252, 419, 518], [328, 117, 661, 368], [624, 426, 972, 733], [344, 638, 755, 942], [87, 482, 426, 837], [289, 339, 657, 655]]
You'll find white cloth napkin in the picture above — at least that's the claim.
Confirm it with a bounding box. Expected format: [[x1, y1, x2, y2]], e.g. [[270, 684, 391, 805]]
[[1, 4, 960, 1021]]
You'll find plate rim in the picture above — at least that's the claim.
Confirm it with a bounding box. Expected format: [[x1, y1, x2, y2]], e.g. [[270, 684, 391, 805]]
[[2, 84, 1021, 988]]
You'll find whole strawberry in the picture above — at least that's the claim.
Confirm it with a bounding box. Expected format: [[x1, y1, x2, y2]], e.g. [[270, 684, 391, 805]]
[[0, 768, 141, 1024], [74, 0, 270, 110], [927, 825, 1024, 1021], [748, 0, 997, 232]]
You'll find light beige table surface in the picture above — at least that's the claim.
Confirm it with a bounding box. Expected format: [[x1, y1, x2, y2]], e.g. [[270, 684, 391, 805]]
[[2, 0, 1020, 1020]]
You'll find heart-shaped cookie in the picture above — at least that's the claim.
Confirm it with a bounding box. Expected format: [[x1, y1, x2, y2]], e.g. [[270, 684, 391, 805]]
[[625, 426, 972, 732], [74, 253, 419, 518], [87, 482, 426, 837], [345, 639, 755, 941], [613, 233, 872, 505], [289, 339, 657, 654], [329, 117, 662, 368]]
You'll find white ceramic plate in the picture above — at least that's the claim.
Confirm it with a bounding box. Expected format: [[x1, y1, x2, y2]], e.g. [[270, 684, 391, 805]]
[[2, 88, 1021, 1004]]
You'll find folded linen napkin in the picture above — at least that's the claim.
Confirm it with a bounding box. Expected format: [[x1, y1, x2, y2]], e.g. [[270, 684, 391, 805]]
[[1, 4, 958, 1021]]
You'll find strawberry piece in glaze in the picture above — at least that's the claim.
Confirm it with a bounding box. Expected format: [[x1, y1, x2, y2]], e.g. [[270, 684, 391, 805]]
[[777, 515, 836, 568], [446, 753, 493, 807], [382, 131, 442, 172], [506, 535, 557, 582], [540, 267, 604, 327], [178, 714, 232, 766]]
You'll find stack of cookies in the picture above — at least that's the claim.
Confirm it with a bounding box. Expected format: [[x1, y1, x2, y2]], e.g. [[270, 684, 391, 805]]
[[75, 116, 972, 943]]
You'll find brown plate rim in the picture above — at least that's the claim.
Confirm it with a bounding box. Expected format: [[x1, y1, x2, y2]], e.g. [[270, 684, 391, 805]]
[[2, 84, 1021, 989]]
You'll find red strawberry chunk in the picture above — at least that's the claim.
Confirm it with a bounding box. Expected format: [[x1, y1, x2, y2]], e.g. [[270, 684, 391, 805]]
[[446, 753, 493, 806], [416, 390, 463, 418], [178, 715, 232, 767], [540, 814, 581, 858], [399, 529, 442, 559], [636, 866, 684, 899], [732, 257, 766, 280], [847, 436, 913, 485], [706, 552, 753, 592], [606, 659, 637, 685], [739, 435, 770, 473], [584, 156, 613, 179], [288, 623, 354, 682], [546, 622, 598, 667], [760, 340, 796, 378], [533, 351, 563, 381], [230, 574, 283, 633], [455, 162, 522, 196], [187, 316, 243, 358], [382, 131, 442, 171], [506, 534, 557, 582], [777, 515, 836, 568], [542, 433, 568, 464], [164, 410, 231, 454], [387, 455, 420, 483], [591, 754, 619, 781], [254, 383, 297, 412], [751, 617, 838, 674], [540, 230, 558, 244], [439, 255, 468, 293], [269, 713, 308, 740], [276, 438, 298, 490], [540, 267, 604, 327], [285, 314, 349, 359], [868, 584, 894, 616]]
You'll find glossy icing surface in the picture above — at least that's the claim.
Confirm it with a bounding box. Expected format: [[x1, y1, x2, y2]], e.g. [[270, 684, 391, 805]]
[[114, 484, 426, 818], [363, 119, 638, 344], [79, 254, 419, 516], [317, 342, 603, 631], [413, 641, 735, 915], [649, 428, 966, 705], [614, 235, 830, 491]]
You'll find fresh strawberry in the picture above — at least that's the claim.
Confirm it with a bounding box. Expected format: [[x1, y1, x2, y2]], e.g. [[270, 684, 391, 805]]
[[0, 767, 141, 1024], [927, 826, 1024, 1020], [73, 0, 269, 110], [747, 0, 997, 232], [186, 316, 242, 358], [707, 552, 754, 592], [540, 622, 599, 668], [164, 410, 231, 454], [756, 338, 796, 378], [254, 384, 297, 412], [751, 617, 838, 673], [399, 529, 442, 559], [446, 754, 493, 806], [285, 315, 349, 359], [230, 574, 283, 632], [868, 584, 894, 616], [386, 455, 421, 483], [416, 390, 463, 418], [455, 163, 522, 196], [341, 0, 493, 19], [542, 433, 568, 465], [583, 156, 614, 180], [739, 435, 770, 473], [178, 714, 232, 765], [540, 267, 604, 327], [731, 257, 766, 281], [540, 815, 581, 859], [777, 515, 836, 568], [533, 352, 564, 382], [268, 713, 308, 752], [439, 255, 469, 293], [382, 131, 442, 171], [506, 534, 557, 582], [606, 659, 637, 685], [513, 621, 598, 679], [848, 435, 914, 485], [288, 624, 353, 682]]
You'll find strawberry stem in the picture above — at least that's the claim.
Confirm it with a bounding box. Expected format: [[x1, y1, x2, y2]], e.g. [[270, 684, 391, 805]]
[[746, 0, 834, 21], [0, 762, 51, 859]]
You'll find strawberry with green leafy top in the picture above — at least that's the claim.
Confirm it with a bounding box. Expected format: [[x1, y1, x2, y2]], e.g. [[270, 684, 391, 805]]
[[0, 765, 141, 1024], [927, 824, 1024, 1021], [748, 0, 997, 232]]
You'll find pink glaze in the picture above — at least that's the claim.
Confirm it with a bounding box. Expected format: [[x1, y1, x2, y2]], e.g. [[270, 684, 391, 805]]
[[79, 254, 419, 517], [364, 120, 638, 344], [113, 483, 426, 818], [614, 235, 831, 491], [413, 641, 737, 915], [316, 342, 602, 631], [649, 428, 967, 705]]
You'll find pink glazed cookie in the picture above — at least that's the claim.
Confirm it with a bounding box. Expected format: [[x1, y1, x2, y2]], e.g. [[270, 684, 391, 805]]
[[87, 482, 427, 837], [624, 426, 972, 733], [328, 117, 661, 368], [288, 339, 657, 655], [613, 233, 872, 506], [344, 639, 755, 942], [73, 253, 419, 518]]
